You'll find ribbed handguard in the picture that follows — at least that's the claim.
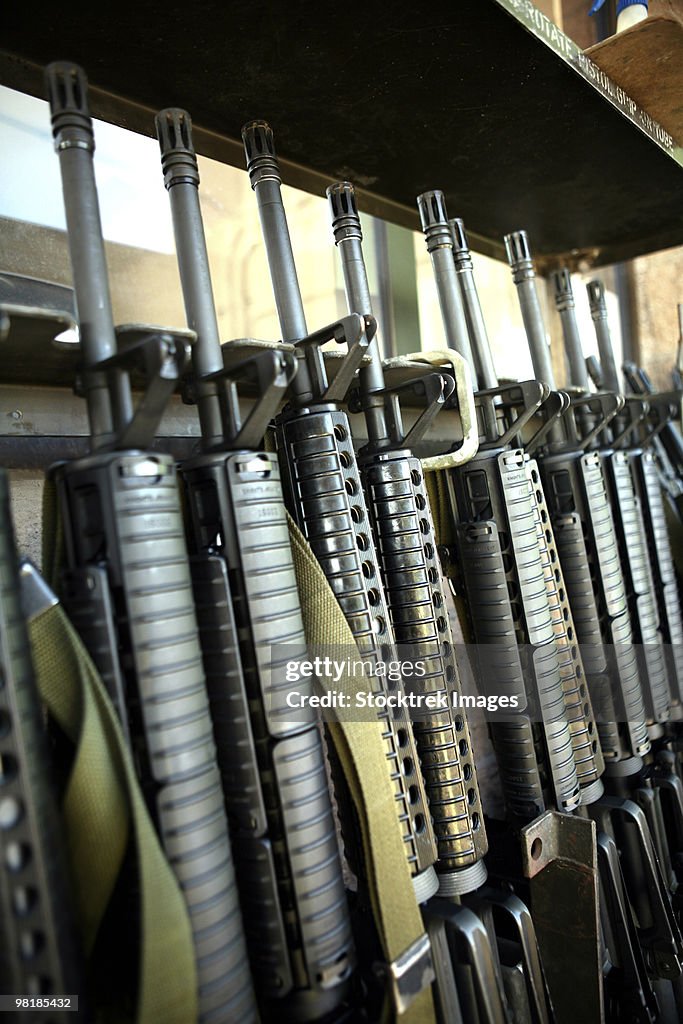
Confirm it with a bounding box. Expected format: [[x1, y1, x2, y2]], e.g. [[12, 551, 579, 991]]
[[602, 450, 670, 730], [453, 519, 545, 822], [276, 407, 438, 877], [54, 451, 256, 1023], [526, 458, 605, 794], [541, 449, 650, 760], [577, 452, 650, 759], [0, 472, 81, 1017], [632, 450, 683, 718], [448, 448, 580, 815], [181, 450, 354, 1012], [359, 450, 488, 888]]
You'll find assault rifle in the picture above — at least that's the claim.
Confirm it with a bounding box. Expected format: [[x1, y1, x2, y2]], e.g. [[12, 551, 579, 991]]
[[417, 192, 596, 821], [155, 108, 355, 1021], [502, 235, 683, 1011], [241, 121, 450, 1021], [0, 470, 82, 1019], [44, 63, 257, 1023], [241, 121, 441, 911], [327, 180, 487, 896], [585, 280, 683, 734], [327, 182, 554, 1024], [418, 191, 605, 1021]]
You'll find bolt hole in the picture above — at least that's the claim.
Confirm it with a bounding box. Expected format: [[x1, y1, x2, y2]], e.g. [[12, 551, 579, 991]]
[[531, 837, 543, 861]]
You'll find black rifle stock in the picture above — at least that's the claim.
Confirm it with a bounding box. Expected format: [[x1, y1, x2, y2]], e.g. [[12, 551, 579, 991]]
[[326, 181, 488, 895], [242, 121, 441, 902], [0, 471, 82, 1020], [156, 109, 354, 1021], [45, 63, 257, 1023]]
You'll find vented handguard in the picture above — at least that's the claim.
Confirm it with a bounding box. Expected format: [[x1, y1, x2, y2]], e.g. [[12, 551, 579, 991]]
[[359, 450, 488, 890], [276, 407, 439, 879]]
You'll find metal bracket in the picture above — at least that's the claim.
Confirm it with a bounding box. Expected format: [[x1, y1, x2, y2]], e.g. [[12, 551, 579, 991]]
[[520, 811, 603, 1024]]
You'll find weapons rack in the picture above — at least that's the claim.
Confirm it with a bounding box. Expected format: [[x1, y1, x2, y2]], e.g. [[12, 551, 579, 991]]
[[1, 3, 683, 1023]]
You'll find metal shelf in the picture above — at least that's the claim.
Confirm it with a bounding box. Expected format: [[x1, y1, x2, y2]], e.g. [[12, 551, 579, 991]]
[[1, 0, 682, 270]]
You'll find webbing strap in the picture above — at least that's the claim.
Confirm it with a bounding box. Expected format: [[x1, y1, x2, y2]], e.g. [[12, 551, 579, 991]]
[[286, 513, 435, 1024]]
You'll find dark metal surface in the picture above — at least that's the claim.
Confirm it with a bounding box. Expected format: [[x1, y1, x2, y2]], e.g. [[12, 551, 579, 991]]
[[2, 1, 683, 267], [520, 811, 603, 1024]]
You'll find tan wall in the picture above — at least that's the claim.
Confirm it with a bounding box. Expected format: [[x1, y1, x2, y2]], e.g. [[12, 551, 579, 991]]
[[631, 246, 683, 390]]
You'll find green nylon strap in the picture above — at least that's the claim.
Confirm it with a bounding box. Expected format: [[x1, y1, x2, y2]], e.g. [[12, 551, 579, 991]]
[[28, 592, 197, 1022], [286, 513, 435, 1024]]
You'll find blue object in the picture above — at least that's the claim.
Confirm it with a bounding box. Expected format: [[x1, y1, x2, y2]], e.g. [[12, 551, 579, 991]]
[[590, 0, 648, 13]]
